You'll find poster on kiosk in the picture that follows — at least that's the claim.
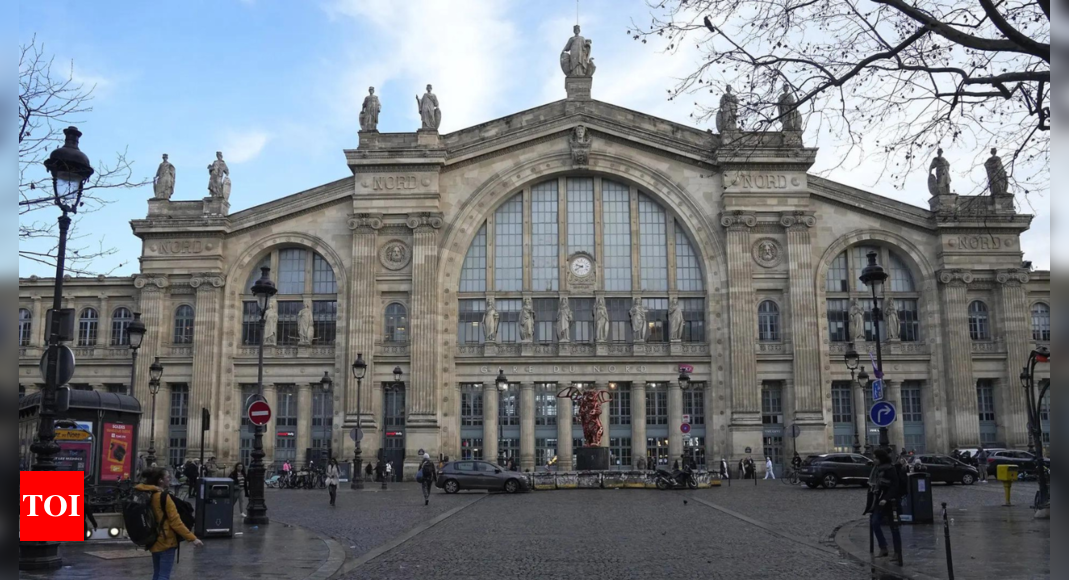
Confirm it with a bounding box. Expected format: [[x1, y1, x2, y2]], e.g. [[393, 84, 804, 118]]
[[101, 423, 133, 481]]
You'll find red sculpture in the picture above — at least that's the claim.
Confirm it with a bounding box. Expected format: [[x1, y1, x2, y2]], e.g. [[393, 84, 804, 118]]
[[557, 386, 612, 447]]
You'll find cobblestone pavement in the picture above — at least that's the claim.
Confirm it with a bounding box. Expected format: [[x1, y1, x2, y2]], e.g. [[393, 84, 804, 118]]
[[266, 479, 1045, 580]]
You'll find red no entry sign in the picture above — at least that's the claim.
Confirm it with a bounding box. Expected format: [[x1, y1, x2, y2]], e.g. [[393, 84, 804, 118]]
[[248, 400, 272, 426]]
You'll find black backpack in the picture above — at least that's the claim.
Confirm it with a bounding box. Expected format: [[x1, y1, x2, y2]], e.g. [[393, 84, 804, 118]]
[[169, 493, 196, 531], [421, 461, 434, 481], [122, 489, 161, 550]]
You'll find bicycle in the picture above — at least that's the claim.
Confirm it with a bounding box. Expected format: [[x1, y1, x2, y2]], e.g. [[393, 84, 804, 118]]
[[780, 468, 801, 485]]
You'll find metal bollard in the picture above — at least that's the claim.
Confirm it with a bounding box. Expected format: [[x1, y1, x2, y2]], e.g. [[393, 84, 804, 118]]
[[941, 502, 955, 580]]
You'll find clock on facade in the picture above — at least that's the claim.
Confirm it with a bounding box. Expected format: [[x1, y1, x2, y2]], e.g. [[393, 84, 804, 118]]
[[570, 256, 593, 278]]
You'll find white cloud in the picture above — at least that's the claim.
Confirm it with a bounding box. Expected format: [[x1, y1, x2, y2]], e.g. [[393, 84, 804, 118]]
[[220, 129, 271, 163]]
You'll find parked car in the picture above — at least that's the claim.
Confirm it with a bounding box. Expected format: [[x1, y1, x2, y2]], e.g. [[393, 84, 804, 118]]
[[436, 460, 529, 494], [798, 453, 874, 489], [911, 454, 979, 485], [984, 450, 1050, 476]]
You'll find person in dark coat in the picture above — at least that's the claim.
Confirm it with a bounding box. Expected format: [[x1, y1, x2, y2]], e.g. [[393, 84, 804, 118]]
[[365, 461, 374, 482], [866, 448, 903, 561], [182, 460, 199, 498], [228, 463, 249, 518]]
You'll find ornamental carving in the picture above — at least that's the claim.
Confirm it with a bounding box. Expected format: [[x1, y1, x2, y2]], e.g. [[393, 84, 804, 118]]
[[134, 275, 169, 289], [752, 238, 782, 268], [348, 213, 384, 231], [569, 125, 592, 167], [720, 211, 757, 229], [995, 269, 1030, 286], [779, 212, 816, 229], [938, 269, 974, 285], [379, 240, 411, 271], [406, 212, 444, 230], [189, 275, 226, 289]]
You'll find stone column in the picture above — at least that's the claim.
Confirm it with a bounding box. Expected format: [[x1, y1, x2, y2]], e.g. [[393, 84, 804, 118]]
[[154, 383, 172, 467], [886, 380, 904, 452], [31, 296, 44, 347], [557, 394, 574, 471], [186, 275, 224, 458], [599, 387, 610, 449], [133, 276, 168, 452], [997, 269, 1032, 447], [98, 294, 111, 348], [630, 382, 647, 469], [668, 382, 683, 460], [346, 214, 381, 426], [483, 386, 499, 464], [938, 270, 978, 447], [854, 378, 868, 450], [519, 383, 536, 471], [720, 213, 762, 455], [263, 383, 278, 465], [406, 213, 444, 458], [781, 213, 824, 453], [297, 383, 313, 466]]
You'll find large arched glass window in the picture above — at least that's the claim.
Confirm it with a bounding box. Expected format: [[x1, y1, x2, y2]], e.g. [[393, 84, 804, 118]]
[[111, 308, 134, 346], [78, 308, 98, 347], [968, 301, 991, 341], [825, 247, 921, 342], [1032, 303, 1050, 342], [758, 301, 780, 342], [18, 309, 32, 347], [242, 248, 338, 346], [384, 303, 408, 343], [173, 305, 194, 345]]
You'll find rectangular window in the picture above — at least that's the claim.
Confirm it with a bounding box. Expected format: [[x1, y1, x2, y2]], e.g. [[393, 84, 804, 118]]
[[536, 438, 558, 468], [684, 385, 705, 425], [826, 253, 849, 293], [459, 225, 487, 293], [532, 182, 559, 292], [607, 298, 633, 343], [609, 388, 631, 425], [458, 299, 485, 345], [274, 436, 297, 464], [173, 310, 194, 345], [902, 381, 925, 453], [384, 387, 406, 427], [276, 301, 302, 346], [567, 178, 595, 256], [497, 299, 521, 343], [535, 384, 558, 426], [534, 299, 558, 343], [311, 390, 333, 451], [681, 298, 705, 343], [609, 437, 632, 469], [827, 299, 850, 342], [312, 254, 336, 294], [977, 379, 997, 445], [500, 387, 519, 427], [643, 298, 668, 343], [602, 182, 632, 291], [494, 195, 524, 292], [460, 385, 484, 427], [313, 300, 337, 345], [278, 249, 306, 295], [169, 437, 188, 468], [675, 229, 703, 292], [570, 298, 594, 343], [500, 438, 520, 464], [862, 299, 884, 342], [639, 194, 668, 291], [898, 299, 920, 342], [277, 386, 298, 427], [831, 381, 855, 452], [646, 387, 668, 425], [78, 315, 98, 347], [461, 438, 484, 461], [761, 382, 783, 425], [242, 301, 262, 346], [169, 384, 189, 427]]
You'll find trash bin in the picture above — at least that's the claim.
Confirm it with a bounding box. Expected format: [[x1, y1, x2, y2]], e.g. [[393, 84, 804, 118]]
[[195, 477, 235, 538], [900, 472, 933, 524]]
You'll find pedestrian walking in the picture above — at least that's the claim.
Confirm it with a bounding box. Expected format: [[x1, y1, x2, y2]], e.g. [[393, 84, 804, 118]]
[[720, 458, 730, 480], [865, 448, 903, 562], [365, 461, 374, 482], [764, 457, 776, 480], [182, 460, 198, 499], [375, 459, 385, 482], [326, 458, 341, 507], [228, 463, 249, 518], [135, 467, 203, 580], [386, 461, 394, 481], [418, 453, 437, 506], [977, 445, 988, 482]]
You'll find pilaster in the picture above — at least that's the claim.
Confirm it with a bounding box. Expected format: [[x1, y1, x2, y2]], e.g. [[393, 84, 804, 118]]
[[297, 383, 313, 466], [133, 275, 168, 452], [630, 382, 647, 469], [483, 386, 500, 465], [98, 295, 111, 348], [938, 270, 978, 447], [263, 383, 278, 465], [346, 213, 382, 424], [886, 380, 904, 451], [668, 382, 683, 460], [997, 269, 1032, 447], [187, 274, 225, 458], [406, 212, 444, 427], [154, 383, 172, 467], [557, 394, 574, 471], [781, 212, 823, 421], [720, 212, 760, 425], [31, 296, 44, 347], [519, 383, 536, 471]]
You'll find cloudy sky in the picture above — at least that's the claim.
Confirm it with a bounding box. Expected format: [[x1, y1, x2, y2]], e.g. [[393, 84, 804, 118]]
[[17, 0, 1050, 277]]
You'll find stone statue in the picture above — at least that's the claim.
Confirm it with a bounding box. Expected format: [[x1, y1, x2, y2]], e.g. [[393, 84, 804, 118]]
[[483, 298, 500, 342], [668, 298, 685, 342], [778, 84, 803, 132], [556, 297, 573, 342], [594, 296, 609, 342], [560, 24, 595, 77], [298, 303, 315, 346], [519, 298, 535, 342], [985, 148, 1009, 196], [630, 302, 648, 342], [221, 176, 231, 202], [884, 297, 901, 341], [263, 299, 278, 346], [416, 84, 441, 130], [927, 148, 951, 196], [569, 125, 592, 167], [850, 301, 867, 342], [207, 151, 229, 198], [153, 154, 175, 200], [716, 85, 739, 132], [359, 86, 381, 132]]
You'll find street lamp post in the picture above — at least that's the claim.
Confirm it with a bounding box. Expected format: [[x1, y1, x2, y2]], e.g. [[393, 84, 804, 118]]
[[381, 367, 403, 490], [677, 369, 696, 466], [496, 369, 509, 466], [245, 267, 277, 526], [857, 367, 870, 454], [146, 358, 164, 467], [20, 126, 95, 572], [351, 354, 367, 489], [843, 344, 861, 454], [127, 312, 146, 399], [859, 251, 891, 453], [1020, 346, 1050, 515], [319, 372, 333, 464]]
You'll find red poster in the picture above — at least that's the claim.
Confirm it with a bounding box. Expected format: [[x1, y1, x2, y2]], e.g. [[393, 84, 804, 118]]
[[101, 423, 133, 481]]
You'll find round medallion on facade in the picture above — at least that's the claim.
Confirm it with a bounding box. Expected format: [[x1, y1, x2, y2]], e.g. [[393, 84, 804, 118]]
[[380, 240, 411, 270], [752, 238, 782, 268]]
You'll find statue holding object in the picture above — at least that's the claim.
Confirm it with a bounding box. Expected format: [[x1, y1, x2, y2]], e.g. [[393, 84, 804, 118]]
[[557, 385, 612, 447]]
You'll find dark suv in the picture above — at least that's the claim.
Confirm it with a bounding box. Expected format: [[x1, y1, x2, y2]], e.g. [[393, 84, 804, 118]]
[[798, 453, 874, 489], [985, 450, 1051, 476]]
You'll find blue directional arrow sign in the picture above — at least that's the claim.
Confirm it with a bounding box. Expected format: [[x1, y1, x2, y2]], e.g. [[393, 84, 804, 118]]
[[869, 401, 897, 427], [871, 379, 885, 402]]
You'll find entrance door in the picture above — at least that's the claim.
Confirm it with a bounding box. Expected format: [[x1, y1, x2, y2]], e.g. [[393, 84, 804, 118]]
[[763, 431, 784, 476], [383, 385, 406, 481]]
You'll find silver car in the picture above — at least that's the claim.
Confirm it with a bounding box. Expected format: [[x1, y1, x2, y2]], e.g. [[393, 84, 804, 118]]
[[436, 461, 529, 494]]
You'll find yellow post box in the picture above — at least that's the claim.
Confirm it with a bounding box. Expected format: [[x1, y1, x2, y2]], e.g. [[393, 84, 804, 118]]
[[997, 464, 1018, 506]]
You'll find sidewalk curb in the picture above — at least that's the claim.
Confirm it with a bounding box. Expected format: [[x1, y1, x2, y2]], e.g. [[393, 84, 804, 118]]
[[832, 519, 942, 580]]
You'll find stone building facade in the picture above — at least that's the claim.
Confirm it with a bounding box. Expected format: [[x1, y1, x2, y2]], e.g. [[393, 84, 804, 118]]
[[18, 74, 1050, 478]]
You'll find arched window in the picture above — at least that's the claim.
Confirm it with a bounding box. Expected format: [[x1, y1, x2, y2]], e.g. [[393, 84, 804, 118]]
[[174, 305, 195, 345], [241, 248, 338, 346], [111, 308, 134, 346], [78, 308, 98, 347], [1031, 303, 1050, 342], [18, 309, 32, 347], [384, 303, 408, 343], [758, 301, 780, 342], [825, 247, 921, 343], [968, 301, 991, 341]]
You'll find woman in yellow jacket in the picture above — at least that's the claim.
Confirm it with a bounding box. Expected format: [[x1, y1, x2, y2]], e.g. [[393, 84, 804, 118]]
[[134, 467, 203, 580]]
